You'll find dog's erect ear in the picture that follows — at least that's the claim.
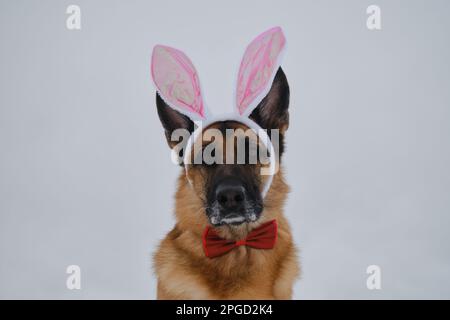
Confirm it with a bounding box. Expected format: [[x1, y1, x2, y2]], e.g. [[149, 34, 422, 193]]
[[249, 67, 289, 132], [156, 93, 195, 148]]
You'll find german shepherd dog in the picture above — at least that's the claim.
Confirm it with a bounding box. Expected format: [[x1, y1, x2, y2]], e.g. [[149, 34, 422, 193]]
[[152, 29, 299, 299]]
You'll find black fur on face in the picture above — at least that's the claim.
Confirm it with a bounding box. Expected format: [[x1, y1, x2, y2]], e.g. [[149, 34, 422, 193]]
[[194, 121, 265, 226], [204, 164, 264, 226], [156, 67, 290, 226]]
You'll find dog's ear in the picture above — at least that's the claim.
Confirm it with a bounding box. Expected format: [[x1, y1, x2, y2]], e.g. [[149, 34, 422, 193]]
[[156, 92, 195, 148], [249, 67, 289, 133]]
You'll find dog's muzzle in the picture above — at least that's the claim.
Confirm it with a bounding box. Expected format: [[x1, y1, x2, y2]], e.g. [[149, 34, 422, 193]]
[[206, 177, 263, 226]]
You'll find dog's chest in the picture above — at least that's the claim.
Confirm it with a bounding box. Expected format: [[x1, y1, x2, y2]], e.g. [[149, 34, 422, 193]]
[[196, 248, 277, 298]]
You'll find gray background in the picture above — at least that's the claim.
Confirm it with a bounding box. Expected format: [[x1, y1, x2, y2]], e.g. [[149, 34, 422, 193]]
[[1, 0, 449, 299]]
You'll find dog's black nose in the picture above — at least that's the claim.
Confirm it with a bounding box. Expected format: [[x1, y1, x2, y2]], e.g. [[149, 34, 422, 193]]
[[215, 180, 246, 211]]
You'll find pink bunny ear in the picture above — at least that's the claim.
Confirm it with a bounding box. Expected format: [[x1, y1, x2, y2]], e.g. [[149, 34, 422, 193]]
[[236, 27, 286, 116], [151, 45, 205, 120]]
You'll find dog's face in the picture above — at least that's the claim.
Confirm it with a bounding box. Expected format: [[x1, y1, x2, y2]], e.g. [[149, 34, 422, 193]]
[[156, 68, 290, 226], [188, 121, 266, 226]]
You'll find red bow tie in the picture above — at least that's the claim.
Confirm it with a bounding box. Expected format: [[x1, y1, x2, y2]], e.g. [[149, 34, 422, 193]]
[[202, 220, 278, 258]]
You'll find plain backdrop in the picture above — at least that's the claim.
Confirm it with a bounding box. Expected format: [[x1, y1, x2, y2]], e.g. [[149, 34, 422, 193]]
[[1, 0, 450, 299]]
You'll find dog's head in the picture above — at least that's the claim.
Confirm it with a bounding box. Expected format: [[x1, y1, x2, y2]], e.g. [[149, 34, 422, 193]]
[[152, 27, 289, 227], [156, 68, 289, 226]]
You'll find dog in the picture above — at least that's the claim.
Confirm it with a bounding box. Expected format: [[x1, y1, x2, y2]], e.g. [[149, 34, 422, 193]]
[[152, 28, 299, 299]]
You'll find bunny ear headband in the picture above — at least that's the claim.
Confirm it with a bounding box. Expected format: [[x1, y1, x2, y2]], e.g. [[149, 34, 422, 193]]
[[151, 27, 286, 198]]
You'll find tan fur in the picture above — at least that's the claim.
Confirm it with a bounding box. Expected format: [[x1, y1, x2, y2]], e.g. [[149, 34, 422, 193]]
[[153, 165, 300, 299]]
